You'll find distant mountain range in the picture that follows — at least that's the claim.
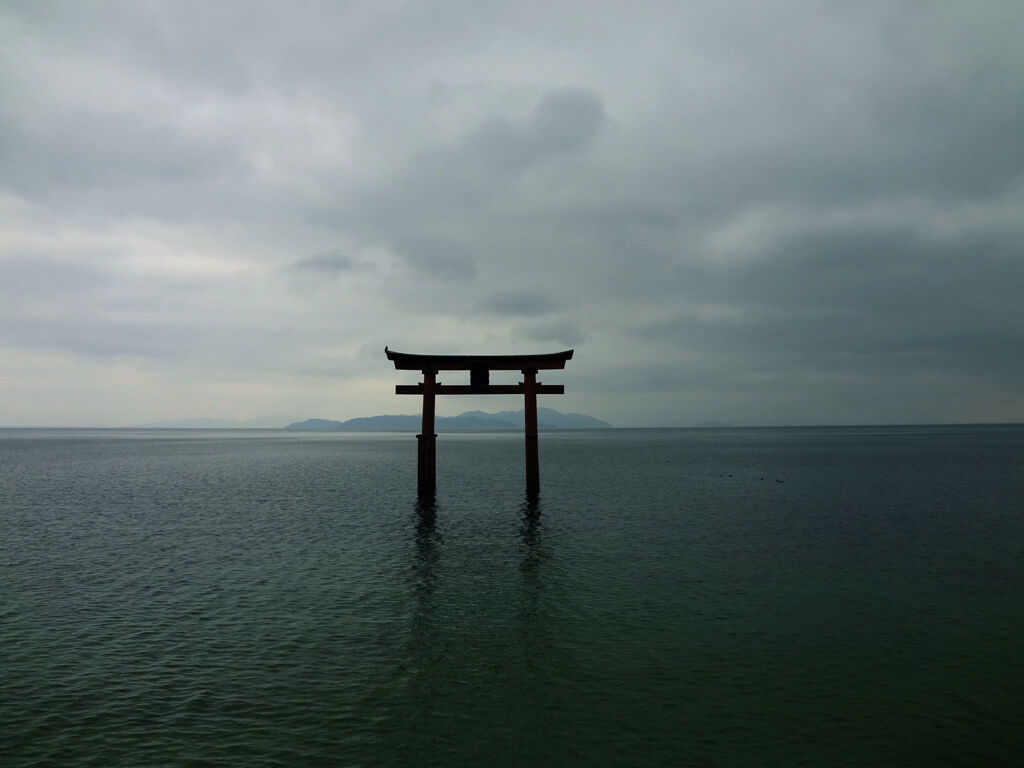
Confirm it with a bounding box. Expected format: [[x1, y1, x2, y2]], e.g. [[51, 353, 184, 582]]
[[286, 407, 611, 431]]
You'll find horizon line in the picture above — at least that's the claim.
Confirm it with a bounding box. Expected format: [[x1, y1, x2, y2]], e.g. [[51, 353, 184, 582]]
[[2, 421, 1021, 430]]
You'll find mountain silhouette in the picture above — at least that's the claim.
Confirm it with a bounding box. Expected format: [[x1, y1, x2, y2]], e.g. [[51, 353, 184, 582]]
[[285, 407, 610, 430]]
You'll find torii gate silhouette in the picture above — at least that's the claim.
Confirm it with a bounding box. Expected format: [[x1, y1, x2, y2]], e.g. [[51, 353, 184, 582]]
[[386, 347, 573, 496]]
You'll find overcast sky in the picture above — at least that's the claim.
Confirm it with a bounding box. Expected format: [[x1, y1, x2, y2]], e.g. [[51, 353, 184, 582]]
[[2, 1, 1022, 427]]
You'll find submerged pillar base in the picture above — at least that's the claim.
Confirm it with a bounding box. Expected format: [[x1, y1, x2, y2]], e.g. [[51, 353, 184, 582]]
[[417, 432, 437, 497], [525, 432, 539, 495]]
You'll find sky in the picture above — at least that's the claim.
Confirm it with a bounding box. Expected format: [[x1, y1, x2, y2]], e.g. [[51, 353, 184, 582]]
[[2, 1, 1023, 427]]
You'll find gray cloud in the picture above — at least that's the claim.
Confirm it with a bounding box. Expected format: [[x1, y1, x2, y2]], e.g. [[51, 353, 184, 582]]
[[466, 87, 605, 172], [514, 318, 585, 349], [1, 1, 1022, 425], [393, 235, 477, 281], [288, 251, 354, 275], [476, 291, 559, 317]]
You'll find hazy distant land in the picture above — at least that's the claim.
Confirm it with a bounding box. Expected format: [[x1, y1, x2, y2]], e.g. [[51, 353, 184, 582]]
[[286, 407, 611, 431], [137, 415, 302, 429]]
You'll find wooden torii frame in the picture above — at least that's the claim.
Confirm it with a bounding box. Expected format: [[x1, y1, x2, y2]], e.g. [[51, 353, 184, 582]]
[[386, 347, 574, 496]]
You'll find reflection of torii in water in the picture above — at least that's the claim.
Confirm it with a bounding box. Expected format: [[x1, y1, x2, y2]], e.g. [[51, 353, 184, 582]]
[[385, 347, 574, 497]]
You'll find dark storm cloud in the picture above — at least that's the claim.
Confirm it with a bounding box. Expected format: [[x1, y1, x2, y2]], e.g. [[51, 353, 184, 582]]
[[468, 88, 605, 171], [639, 227, 1024, 385], [392, 235, 477, 281], [2, 1, 1023, 425], [348, 87, 606, 283], [288, 251, 354, 275], [514, 318, 585, 349], [476, 291, 559, 316]]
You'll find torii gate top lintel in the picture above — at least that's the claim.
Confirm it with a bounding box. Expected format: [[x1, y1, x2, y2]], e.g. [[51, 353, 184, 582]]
[[385, 347, 573, 372]]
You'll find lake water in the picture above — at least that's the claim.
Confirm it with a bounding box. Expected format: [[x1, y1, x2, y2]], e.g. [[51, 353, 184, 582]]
[[1, 426, 1021, 766]]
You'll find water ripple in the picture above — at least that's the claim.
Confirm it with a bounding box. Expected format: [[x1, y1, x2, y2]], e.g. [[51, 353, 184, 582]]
[[1, 428, 1021, 766]]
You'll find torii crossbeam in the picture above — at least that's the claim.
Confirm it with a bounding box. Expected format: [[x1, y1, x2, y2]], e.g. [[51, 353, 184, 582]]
[[385, 347, 573, 496]]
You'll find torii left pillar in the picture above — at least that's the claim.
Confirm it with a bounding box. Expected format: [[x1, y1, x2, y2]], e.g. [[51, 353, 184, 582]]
[[522, 368, 539, 495], [417, 369, 437, 496]]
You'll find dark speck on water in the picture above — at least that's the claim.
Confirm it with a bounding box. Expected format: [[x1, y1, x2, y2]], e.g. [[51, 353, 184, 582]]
[[1, 425, 1022, 766]]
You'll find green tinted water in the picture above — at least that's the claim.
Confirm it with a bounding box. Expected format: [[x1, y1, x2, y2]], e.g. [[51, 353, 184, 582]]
[[2, 427, 1021, 766]]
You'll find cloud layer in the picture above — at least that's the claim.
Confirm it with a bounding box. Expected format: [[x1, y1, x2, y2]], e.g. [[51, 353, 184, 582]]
[[2, 1, 1022, 425]]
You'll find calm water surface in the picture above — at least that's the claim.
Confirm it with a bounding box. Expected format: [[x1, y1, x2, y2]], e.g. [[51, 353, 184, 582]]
[[2, 426, 1022, 766]]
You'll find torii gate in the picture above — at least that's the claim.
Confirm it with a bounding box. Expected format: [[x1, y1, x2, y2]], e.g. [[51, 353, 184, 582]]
[[385, 347, 573, 496]]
